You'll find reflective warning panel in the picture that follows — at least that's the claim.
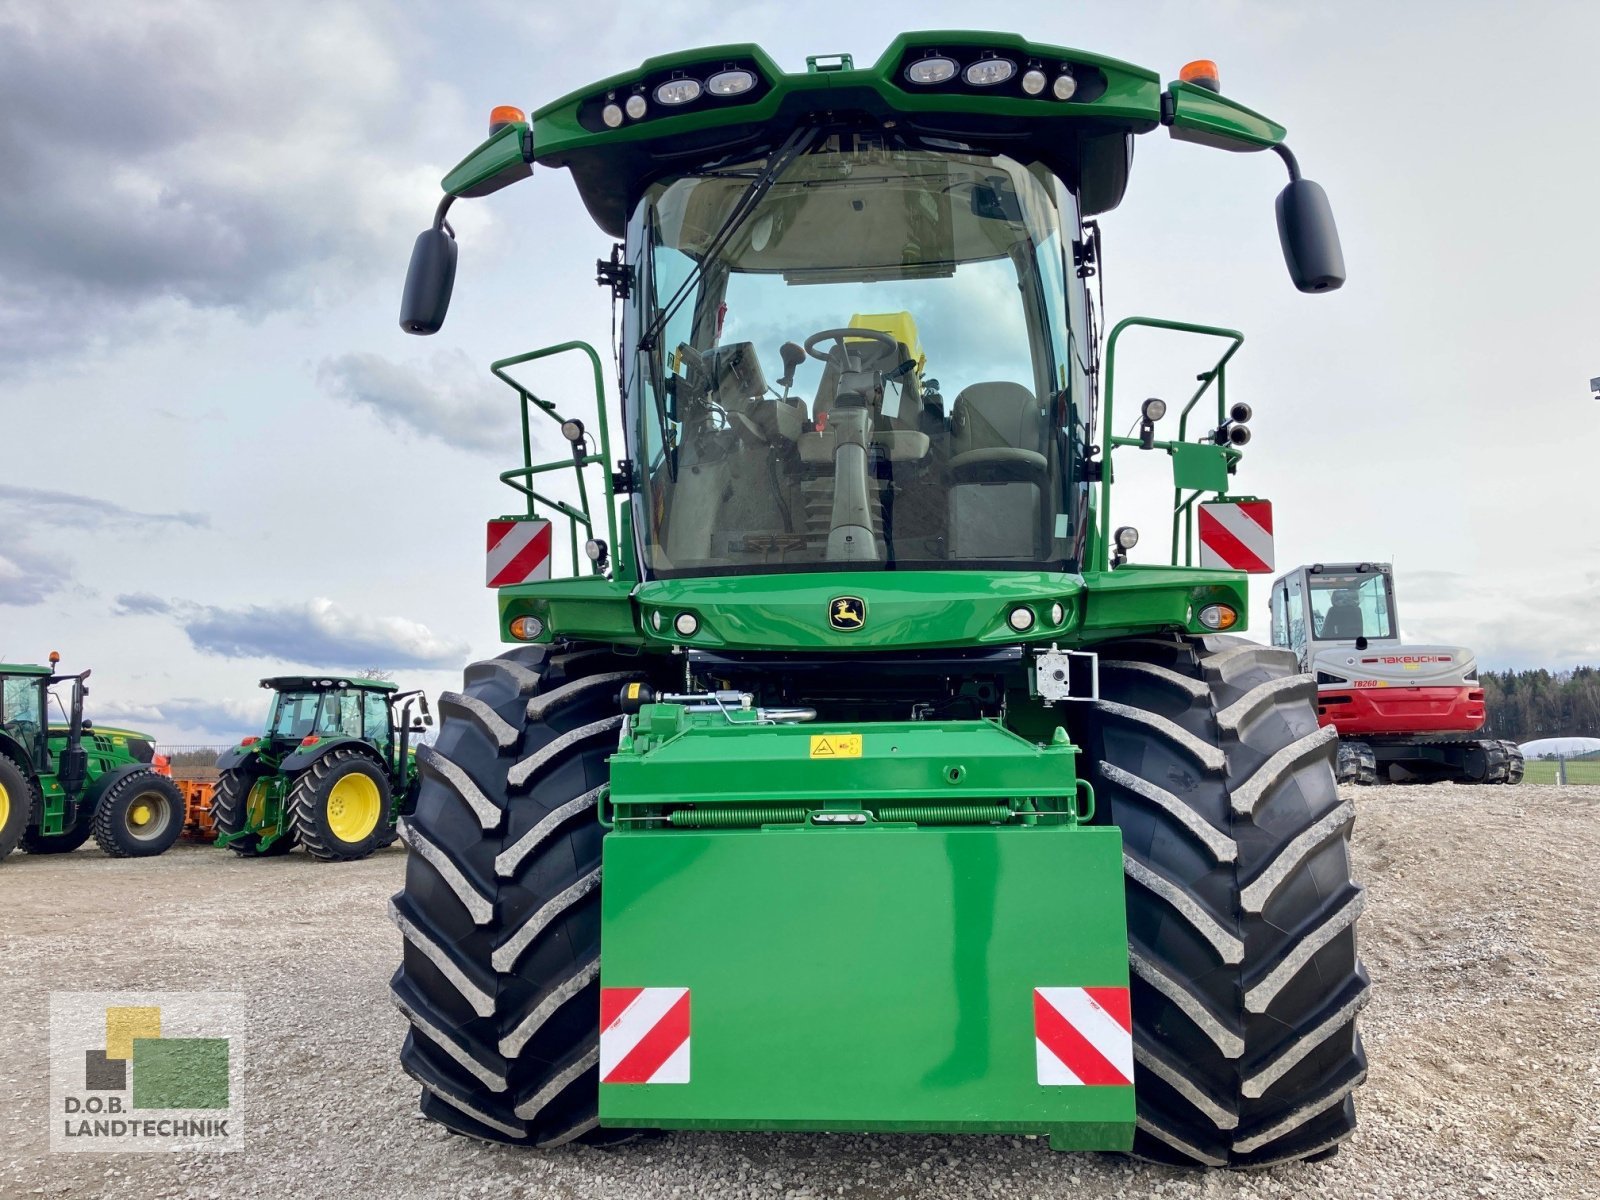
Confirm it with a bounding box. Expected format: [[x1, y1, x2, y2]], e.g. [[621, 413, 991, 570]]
[[1034, 986, 1133, 1086], [486, 518, 552, 587], [1198, 500, 1274, 573]]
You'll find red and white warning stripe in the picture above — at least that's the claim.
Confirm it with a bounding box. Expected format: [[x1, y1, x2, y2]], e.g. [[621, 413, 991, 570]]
[[1198, 500, 1275, 574], [1034, 986, 1134, 1086], [486, 518, 553, 587], [599, 987, 690, 1084]]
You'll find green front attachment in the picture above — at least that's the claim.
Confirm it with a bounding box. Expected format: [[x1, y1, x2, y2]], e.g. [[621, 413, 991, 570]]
[[599, 710, 1133, 1148], [212, 771, 291, 852]]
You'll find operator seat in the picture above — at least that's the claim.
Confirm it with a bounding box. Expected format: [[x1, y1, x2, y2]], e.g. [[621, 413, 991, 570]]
[[1320, 591, 1364, 639], [946, 382, 1047, 560]]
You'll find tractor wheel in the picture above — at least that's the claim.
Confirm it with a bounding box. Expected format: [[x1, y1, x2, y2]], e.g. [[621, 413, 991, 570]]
[[1500, 740, 1525, 785], [1069, 635, 1369, 1168], [91, 771, 186, 858], [1334, 741, 1378, 786], [390, 644, 644, 1147], [20, 810, 95, 854], [0, 752, 33, 862], [212, 769, 296, 856], [288, 748, 393, 862]]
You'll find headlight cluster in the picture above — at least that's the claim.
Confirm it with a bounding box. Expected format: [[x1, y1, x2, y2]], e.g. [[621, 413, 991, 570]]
[[901, 50, 1083, 101], [593, 64, 762, 131]]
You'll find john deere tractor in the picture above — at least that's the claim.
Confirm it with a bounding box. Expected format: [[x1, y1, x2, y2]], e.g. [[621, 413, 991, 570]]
[[0, 654, 185, 860], [389, 36, 1365, 1168], [214, 676, 431, 861]]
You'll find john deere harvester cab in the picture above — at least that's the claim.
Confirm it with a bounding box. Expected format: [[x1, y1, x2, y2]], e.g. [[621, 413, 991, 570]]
[[1270, 561, 1524, 784], [0, 654, 185, 861], [390, 36, 1365, 1168], [214, 676, 431, 861]]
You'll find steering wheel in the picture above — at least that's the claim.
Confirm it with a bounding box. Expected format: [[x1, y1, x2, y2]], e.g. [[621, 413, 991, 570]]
[[803, 327, 898, 366]]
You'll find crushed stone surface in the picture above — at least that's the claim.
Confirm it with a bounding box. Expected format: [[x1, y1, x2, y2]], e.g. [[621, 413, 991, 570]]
[[2, 782, 1596, 1199]]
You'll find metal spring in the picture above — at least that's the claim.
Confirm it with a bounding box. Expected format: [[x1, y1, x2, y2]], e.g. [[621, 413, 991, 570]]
[[872, 804, 1013, 825], [668, 806, 809, 828]]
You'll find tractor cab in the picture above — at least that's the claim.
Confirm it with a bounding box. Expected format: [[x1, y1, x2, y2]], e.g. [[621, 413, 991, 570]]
[[1269, 562, 1401, 660], [0, 663, 53, 772]]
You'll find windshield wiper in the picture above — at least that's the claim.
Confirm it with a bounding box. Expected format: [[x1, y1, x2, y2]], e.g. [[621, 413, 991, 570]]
[[639, 123, 821, 355]]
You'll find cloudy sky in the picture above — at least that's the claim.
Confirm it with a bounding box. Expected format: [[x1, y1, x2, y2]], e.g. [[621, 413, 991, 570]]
[[2, 0, 1596, 743]]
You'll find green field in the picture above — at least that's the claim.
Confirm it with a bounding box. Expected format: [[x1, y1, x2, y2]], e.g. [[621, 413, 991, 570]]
[[1522, 759, 1600, 785]]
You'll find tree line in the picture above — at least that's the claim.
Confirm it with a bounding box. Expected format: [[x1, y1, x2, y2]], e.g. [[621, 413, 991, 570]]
[[1480, 666, 1600, 742]]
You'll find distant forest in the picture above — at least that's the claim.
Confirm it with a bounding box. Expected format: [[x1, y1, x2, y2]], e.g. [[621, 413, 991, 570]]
[[1481, 667, 1600, 742]]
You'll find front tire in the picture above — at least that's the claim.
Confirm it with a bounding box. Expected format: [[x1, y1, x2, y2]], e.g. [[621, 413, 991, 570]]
[[92, 772, 186, 858], [288, 748, 393, 861], [1069, 635, 1369, 1168], [389, 645, 643, 1146], [20, 811, 95, 854]]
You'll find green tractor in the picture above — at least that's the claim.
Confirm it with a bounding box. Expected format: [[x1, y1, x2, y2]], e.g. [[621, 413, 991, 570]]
[[214, 676, 432, 861], [0, 654, 186, 860], [389, 36, 1365, 1168]]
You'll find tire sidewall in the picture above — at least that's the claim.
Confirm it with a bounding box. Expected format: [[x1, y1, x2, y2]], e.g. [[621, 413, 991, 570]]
[[0, 753, 33, 860]]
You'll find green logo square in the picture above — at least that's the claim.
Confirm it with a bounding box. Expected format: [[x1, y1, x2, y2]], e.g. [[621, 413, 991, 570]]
[[131, 1038, 230, 1109]]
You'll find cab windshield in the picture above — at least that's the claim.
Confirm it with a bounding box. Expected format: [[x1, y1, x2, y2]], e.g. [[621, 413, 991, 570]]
[[1309, 573, 1395, 641], [628, 136, 1087, 576], [267, 692, 358, 739]]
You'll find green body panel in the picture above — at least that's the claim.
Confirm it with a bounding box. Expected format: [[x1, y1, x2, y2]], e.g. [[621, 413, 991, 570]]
[[1169, 441, 1231, 492], [599, 823, 1131, 1142], [441, 122, 532, 197], [1165, 80, 1286, 151], [499, 566, 1250, 650], [0, 663, 51, 676], [610, 708, 1079, 818]]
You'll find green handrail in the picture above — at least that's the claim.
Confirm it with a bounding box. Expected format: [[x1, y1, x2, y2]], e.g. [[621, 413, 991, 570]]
[[490, 340, 618, 578], [1099, 317, 1245, 570]]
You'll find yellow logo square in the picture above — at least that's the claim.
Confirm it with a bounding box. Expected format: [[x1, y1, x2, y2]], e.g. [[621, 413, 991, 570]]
[[105, 1007, 161, 1061]]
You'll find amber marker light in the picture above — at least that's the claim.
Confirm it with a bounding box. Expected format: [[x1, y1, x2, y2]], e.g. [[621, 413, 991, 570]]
[[489, 105, 526, 134], [1179, 59, 1221, 92]]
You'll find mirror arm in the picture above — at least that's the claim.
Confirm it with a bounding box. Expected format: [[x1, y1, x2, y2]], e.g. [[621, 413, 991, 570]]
[[1271, 142, 1301, 183], [433, 194, 456, 237]]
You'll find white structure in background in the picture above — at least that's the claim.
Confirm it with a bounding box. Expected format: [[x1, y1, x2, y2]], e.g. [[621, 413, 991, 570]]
[[1520, 737, 1600, 758]]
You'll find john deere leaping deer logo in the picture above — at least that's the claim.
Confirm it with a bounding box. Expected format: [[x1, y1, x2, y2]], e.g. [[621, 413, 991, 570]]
[[828, 596, 866, 631]]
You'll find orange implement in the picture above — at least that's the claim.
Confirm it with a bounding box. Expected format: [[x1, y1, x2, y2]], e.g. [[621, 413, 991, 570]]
[[174, 779, 218, 842]]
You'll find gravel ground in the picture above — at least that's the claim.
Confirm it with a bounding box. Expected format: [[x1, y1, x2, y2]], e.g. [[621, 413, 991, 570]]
[[2, 782, 1597, 1199]]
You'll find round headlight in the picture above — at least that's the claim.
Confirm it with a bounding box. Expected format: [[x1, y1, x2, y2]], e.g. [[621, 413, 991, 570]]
[[1142, 397, 1168, 422], [707, 69, 756, 96], [655, 78, 702, 106], [1115, 526, 1140, 551], [1050, 601, 1065, 625], [1053, 71, 1078, 101], [674, 611, 699, 637], [963, 58, 1016, 87], [905, 56, 957, 85], [584, 538, 607, 563], [1021, 68, 1047, 95], [560, 418, 585, 444], [650, 610, 663, 631], [1197, 604, 1238, 631], [601, 103, 623, 128], [625, 93, 647, 119], [1007, 606, 1036, 633], [509, 616, 544, 641]]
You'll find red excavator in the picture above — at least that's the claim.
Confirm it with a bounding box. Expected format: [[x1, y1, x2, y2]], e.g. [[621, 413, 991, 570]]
[[1268, 562, 1523, 784]]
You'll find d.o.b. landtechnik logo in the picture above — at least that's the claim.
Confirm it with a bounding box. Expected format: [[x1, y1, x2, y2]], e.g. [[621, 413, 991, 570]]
[[49, 992, 244, 1152]]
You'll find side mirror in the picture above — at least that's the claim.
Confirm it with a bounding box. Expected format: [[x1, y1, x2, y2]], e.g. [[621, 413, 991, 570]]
[[1275, 178, 1345, 293], [400, 226, 458, 334]]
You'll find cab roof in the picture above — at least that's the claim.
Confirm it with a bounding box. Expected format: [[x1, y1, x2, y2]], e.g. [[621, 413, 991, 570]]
[[0, 663, 52, 677], [259, 676, 398, 693]]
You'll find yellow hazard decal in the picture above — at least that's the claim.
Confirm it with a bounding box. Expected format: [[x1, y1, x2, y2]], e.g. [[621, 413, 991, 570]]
[[810, 734, 862, 759], [626, 683, 641, 699]]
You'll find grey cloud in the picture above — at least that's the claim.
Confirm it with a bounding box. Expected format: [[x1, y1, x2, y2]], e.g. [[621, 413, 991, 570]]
[[318, 350, 523, 453], [113, 593, 175, 616], [0, 484, 207, 531], [0, 534, 72, 606], [0, 2, 433, 366], [97, 697, 261, 741], [121, 594, 467, 670]]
